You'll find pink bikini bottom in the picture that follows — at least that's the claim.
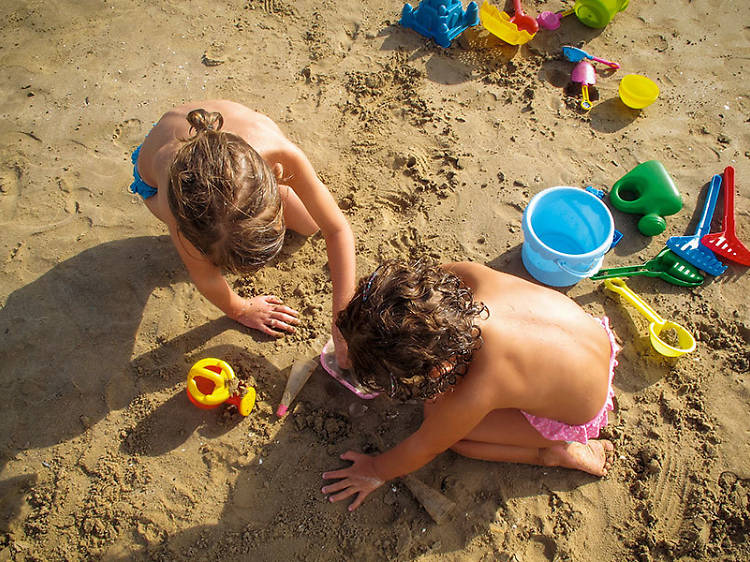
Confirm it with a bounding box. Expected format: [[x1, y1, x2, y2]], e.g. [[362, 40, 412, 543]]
[[521, 316, 620, 445]]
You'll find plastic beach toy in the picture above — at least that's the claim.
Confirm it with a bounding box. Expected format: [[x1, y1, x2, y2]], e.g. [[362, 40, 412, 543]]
[[400, 0, 479, 48], [667, 174, 727, 276], [603, 278, 696, 357], [537, 8, 574, 30], [522, 186, 614, 287], [610, 161, 683, 236], [571, 60, 597, 110], [186, 358, 256, 416], [509, 0, 538, 34], [479, 1, 535, 45], [592, 248, 704, 287], [321, 337, 380, 399], [276, 358, 317, 417], [618, 74, 660, 109], [563, 46, 620, 69], [701, 166, 750, 266], [573, 0, 629, 28]]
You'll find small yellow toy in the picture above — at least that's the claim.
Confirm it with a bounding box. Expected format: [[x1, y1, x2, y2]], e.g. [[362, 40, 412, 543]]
[[186, 358, 256, 416], [603, 278, 696, 357]]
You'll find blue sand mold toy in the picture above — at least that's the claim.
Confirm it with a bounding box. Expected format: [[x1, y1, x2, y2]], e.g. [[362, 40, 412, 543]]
[[400, 0, 479, 48], [585, 186, 623, 251]]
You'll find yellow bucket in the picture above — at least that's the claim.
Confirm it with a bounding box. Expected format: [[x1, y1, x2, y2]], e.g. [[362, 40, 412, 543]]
[[618, 74, 660, 109]]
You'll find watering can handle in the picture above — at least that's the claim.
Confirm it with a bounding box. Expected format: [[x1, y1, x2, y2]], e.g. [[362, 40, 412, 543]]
[[555, 258, 602, 278], [602, 278, 664, 325], [695, 174, 723, 237], [187, 374, 231, 405], [192, 368, 226, 388]]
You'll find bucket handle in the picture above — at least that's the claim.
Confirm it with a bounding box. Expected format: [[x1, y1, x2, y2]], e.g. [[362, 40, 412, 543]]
[[555, 258, 602, 278]]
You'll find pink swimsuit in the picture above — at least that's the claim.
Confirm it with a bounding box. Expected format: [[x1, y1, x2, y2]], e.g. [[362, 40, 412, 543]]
[[521, 316, 620, 445]]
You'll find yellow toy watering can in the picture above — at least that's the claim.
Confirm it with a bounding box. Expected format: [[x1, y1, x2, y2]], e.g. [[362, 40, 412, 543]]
[[603, 278, 696, 357], [186, 358, 256, 416]]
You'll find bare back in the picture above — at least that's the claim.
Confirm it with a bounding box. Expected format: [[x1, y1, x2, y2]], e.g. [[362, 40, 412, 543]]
[[448, 262, 612, 425]]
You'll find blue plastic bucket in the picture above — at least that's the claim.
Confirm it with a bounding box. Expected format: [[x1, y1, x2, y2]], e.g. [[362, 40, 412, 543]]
[[522, 186, 614, 287]]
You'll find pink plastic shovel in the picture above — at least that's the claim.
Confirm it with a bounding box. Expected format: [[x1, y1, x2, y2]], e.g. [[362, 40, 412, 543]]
[[701, 166, 750, 266], [537, 8, 574, 30], [571, 60, 596, 110]]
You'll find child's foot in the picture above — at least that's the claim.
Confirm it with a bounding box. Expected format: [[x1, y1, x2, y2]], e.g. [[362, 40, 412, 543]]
[[543, 439, 614, 476]]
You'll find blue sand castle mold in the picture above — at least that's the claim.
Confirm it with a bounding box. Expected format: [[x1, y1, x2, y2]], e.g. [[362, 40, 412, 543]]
[[400, 0, 480, 48]]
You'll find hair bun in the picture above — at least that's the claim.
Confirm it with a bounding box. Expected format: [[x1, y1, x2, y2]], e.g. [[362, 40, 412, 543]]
[[186, 108, 224, 135]]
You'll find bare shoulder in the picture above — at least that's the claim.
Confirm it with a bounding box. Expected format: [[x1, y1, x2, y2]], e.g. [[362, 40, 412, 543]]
[[441, 262, 509, 288], [167, 99, 259, 117], [162, 100, 279, 132]]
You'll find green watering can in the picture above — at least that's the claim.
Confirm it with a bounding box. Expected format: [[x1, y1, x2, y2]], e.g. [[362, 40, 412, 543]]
[[610, 161, 683, 236], [591, 248, 704, 287]]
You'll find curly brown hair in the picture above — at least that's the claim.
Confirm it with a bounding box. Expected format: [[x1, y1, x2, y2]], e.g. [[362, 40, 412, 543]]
[[167, 108, 285, 273], [336, 259, 488, 401]]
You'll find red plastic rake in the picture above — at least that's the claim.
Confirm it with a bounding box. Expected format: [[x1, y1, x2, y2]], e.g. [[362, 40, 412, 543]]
[[701, 166, 750, 266]]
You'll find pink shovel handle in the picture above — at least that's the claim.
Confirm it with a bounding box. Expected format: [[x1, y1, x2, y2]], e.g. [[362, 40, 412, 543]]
[[589, 55, 620, 69], [721, 166, 736, 231]]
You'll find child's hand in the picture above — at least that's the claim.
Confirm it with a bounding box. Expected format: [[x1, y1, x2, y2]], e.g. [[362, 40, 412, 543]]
[[332, 325, 351, 369], [230, 295, 300, 337], [322, 451, 384, 512]]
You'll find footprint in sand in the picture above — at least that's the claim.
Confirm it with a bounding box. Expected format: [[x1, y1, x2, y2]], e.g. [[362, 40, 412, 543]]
[[112, 118, 144, 148], [649, 446, 690, 539], [0, 162, 22, 222]]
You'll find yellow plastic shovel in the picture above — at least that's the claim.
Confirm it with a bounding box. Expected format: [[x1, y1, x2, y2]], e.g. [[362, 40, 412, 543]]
[[603, 278, 696, 357]]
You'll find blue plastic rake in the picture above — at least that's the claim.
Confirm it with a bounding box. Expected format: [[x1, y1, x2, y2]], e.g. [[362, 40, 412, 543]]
[[666, 174, 727, 276]]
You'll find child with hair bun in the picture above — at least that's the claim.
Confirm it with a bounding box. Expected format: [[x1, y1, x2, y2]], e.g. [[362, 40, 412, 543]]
[[323, 259, 618, 511], [130, 100, 355, 365]]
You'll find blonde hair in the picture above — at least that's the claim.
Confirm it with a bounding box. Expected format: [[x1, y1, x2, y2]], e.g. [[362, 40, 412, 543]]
[[167, 109, 285, 272]]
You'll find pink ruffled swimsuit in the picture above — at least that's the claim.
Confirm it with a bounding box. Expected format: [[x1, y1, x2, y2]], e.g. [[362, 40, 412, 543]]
[[521, 316, 620, 445]]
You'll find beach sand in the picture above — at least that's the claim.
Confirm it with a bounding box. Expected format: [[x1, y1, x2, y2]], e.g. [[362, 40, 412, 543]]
[[1, 0, 749, 560]]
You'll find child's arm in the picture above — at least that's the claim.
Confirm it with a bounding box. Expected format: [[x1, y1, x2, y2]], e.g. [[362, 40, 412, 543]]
[[276, 145, 356, 367], [169, 225, 300, 336], [322, 377, 495, 511]]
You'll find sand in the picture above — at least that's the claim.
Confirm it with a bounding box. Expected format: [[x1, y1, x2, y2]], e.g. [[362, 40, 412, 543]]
[[1, 0, 749, 560]]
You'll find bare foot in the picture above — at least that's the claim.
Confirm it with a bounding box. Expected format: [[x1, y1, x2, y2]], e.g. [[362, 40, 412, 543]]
[[541, 439, 614, 476]]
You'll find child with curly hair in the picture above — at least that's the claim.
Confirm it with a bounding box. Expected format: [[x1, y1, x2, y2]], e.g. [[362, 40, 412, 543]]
[[322, 259, 618, 511], [130, 100, 354, 363]]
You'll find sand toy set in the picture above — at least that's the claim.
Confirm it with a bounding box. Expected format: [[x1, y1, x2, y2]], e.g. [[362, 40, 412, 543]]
[[400, 0, 628, 48], [514, 164, 748, 357], [399, 0, 660, 112]]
